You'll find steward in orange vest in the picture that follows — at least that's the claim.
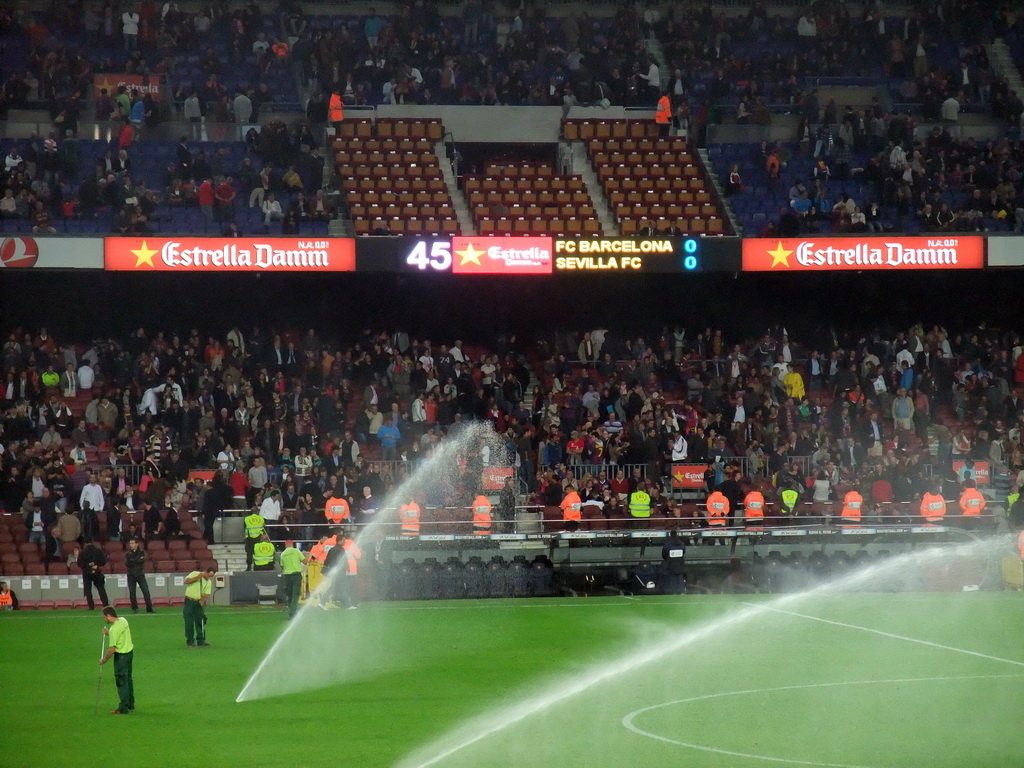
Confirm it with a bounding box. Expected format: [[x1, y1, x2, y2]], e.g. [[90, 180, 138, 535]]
[[307, 534, 337, 563], [472, 494, 492, 535], [656, 91, 672, 136], [560, 488, 582, 521], [919, 484, 947, 523], [743, 490, 765, 528], [329, 93, 344, 124], [400, 500, 421, 537], [325, 495, 351, 525], [706, 490, 729, 526], [840, 490, 863, 526], [958, 484, 986, 516], [1018, 529, 1024, 559]]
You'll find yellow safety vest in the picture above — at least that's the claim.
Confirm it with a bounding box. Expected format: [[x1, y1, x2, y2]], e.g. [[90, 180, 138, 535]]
[[244, 513, 265, 539], [253, 541, 275, 566], [630, 491, 651, 518]]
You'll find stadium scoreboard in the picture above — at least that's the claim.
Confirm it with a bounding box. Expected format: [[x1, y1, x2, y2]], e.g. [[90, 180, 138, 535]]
[[355, 235, 740, 274]]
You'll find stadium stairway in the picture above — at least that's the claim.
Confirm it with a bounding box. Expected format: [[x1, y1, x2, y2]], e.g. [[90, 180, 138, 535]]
[[698, 147, 742, 235], [988, 39, 1024, 95], [210, 543, 247, 574], [437, 140, 475, 235], [571, 141, 617, 235]]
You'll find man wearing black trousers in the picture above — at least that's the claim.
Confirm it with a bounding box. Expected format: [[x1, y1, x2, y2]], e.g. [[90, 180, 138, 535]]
[[124, 538, 154, 613], [77, 539, 109, 610]]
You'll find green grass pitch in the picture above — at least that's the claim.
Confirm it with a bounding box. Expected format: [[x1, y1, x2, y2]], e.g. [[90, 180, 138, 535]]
[[4, 593, 1023, 768]]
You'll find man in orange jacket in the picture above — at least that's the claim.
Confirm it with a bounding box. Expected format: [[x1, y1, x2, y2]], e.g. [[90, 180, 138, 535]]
[[656, 89, 672, 137], [840, 489, 863, 526], [919, 482, 947, 524], [705, 490, 729, 527], [743, 489, 765, 528]]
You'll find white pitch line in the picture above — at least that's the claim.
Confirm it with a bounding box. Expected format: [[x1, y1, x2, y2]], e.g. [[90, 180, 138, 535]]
[[622, 674, 1024, 768], [741, 602, 1024, 668]]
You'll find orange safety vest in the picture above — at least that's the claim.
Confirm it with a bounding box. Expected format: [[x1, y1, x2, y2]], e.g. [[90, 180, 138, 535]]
[[472, 495, 492, 535], [309, 535, 337, 563], [560, 491, 582, 521], [840, 491, 863, 524], [1018, 529, 1024, 559], [400, 502, 421, 536], [743, 491, 764, 527], [272, 41, 289, 58], [324, 496, 351, 524], [656, 95, 671, 125], [706, 491, 729, 526], [342, 538, 361, 575], [959, 488, 986, 516], [329, 93, 344, 123], [0, 591, 12, 608], [920, 492, 947, 523]]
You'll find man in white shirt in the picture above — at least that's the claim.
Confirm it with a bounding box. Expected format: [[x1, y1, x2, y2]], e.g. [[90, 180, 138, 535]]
[[450, 340, 466, 363], [941, 94, 960, 123], [262, 193, 283, 227], [122, 7, 140, 51], [80, 474, 105, 514], [78, 362, 95, 390], [259, 489, 282, 522]]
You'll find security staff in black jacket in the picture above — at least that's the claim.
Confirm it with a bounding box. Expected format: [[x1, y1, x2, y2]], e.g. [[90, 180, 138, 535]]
[[77, 540, 109, 610], [124, 538, 154, 613]]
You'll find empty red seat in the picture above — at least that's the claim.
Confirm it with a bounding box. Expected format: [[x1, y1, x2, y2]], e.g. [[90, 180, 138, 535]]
[[168, 539, 187, 551], [54, 600, 75, 610], [35, 600, 54, 610], [155, 560, 176, 572], [47, 563, 71, 575]]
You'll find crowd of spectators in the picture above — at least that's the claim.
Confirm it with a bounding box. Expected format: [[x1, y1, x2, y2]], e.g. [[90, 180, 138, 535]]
[[3, 317, 1023, 552], [526, 322, 1024, 522]]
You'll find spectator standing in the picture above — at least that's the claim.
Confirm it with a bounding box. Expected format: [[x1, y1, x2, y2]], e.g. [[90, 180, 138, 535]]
[[122, 7, 140, 51]]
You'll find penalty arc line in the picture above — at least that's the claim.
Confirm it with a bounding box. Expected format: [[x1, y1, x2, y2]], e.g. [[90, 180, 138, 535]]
[[740, 602, 1024, 668]]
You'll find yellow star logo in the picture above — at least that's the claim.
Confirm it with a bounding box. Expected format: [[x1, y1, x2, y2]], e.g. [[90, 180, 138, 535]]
[[131, 240, 158, 268], [767, 241, 793, 268], [456, 242, 484, 266]]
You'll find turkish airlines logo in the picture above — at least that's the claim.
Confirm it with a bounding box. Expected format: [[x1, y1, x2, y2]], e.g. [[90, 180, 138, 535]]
[[742, 237, 984, 271], [105, 238, 355, 272], [452, 237, 553, 274]]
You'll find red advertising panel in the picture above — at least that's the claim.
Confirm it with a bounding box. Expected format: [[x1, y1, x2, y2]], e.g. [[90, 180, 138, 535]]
[[105, 238, 355, 272], [481, 467, 514, 491], [451, 236, 553, 274], [93, 74, 164, 102], [671, 464, 707, 489], [953, 460, 990, 486], [742, 237, 984, 272]]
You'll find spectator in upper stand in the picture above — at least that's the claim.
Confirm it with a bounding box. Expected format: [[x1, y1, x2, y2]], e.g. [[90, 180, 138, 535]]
[[364, 8, 385, 49], [214, 177, 236, 222], [726, 164, 743, 195], [197, 177, 215, 226], [942, 92, 961, 123]]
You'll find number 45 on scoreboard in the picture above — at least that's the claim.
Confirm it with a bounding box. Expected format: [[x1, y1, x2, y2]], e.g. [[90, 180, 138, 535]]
[[406, 240, 452, 271]]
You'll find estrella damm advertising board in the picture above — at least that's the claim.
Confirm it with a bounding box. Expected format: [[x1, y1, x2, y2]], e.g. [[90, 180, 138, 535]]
[[104, 237, 356, 272], [742, 236, 984, 271]]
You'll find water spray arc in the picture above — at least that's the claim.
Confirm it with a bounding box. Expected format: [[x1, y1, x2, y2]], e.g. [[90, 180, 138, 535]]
[[236, 423, 510, 703], [396, 538, 1011, 768]]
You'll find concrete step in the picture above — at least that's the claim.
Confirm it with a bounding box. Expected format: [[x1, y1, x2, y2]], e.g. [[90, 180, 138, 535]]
[[437, 140, 475, 235], [570, 140, 617, 235]]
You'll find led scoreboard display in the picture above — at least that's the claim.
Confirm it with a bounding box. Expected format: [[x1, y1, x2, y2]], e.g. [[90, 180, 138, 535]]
[[553, 237, 702, 272], [356, 236, 454, 272], [355, 236, 740, 273]]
